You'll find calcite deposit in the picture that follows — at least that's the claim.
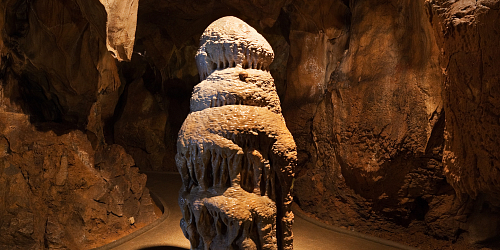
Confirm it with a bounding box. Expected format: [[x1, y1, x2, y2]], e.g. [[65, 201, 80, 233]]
[[176, 16, 296, 250], [195, 17, 274, 81]]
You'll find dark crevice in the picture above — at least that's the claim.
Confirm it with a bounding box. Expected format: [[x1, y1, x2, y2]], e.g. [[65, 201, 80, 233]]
[[276, 8, 291, 44], [424, 109, 445, 156], [231, 225, 244, 249], [205, 154, 214, 188], [5, 0, 29, 38], [108, 52, 155, 145], [292, 195, 301, 207], [0, 54, 12, 80], [17, 71, 85, 135], [411, 197, 430, 221]]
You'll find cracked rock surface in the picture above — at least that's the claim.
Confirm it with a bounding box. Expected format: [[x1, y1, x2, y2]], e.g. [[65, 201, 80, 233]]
[[0, 0, 155, 248], [0, 113, 156, 249]]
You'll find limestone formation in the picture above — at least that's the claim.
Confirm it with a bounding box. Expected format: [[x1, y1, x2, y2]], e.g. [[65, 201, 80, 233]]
[[0, 1, 155, 248], [195, 16, 274, 81], [176, 16, 296, 250], [100, 0, 139, 61]]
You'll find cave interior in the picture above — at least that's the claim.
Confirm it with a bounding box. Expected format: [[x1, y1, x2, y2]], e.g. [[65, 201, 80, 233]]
[[1, 0, 500, 249]]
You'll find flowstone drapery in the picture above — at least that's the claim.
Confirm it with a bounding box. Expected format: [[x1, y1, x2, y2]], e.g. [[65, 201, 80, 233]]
[[176, 16, 297, 250]]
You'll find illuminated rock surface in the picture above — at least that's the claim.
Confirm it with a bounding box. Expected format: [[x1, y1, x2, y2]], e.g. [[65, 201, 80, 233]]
[[0, 1, 152, 249], [176, 16, 296, 250], [1, 0, 500, 249], [0, 113, 155, 249]]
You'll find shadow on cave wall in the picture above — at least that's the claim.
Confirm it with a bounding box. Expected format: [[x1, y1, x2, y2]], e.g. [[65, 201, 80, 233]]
[[1, 0, 293, 172], [1, 0, 104, 135]]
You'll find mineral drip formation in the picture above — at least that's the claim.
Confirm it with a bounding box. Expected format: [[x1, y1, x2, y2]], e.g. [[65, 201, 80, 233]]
[[176, 16, 297, 250]]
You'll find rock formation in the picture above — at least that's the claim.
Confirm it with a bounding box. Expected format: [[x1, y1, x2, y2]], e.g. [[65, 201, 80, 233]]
[[2, 0, 500, 249], [0, 0, 155, 249], [427, 0, 500, 244], [0, 112, 156, 249], [176, 16, 296, 250]]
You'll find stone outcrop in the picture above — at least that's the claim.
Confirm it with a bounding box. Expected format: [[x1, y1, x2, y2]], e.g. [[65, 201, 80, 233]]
[[0, 0, 155, 249], [0, 112, 155, 249], [284, 0, 454, 244], [176, 17, 296, 250], [427, 0, 500, 244], [99, 0, 139, 61]]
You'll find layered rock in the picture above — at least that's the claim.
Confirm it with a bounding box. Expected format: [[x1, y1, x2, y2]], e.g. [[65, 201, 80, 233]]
[[176, 16, 296, 250], [195, 16, 274, 80], [287, 0, 447, 229]]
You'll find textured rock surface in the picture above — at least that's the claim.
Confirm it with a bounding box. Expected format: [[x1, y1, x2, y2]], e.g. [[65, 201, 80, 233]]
[[99, 0, 139, 61], [2, 0, 500, 249], [114, 78, 168, 171], [195, 17, 274, 80], [427, 0, 500, 244], [190, 69, 282, 114], [0, 112, 155, 249], [284, 1, 455, 246], [0, 0, 155, 249], [176, 17, 296, 250]]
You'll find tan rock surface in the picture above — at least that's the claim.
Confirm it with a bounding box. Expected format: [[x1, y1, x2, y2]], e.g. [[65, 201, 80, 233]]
[[428, 0, 500, 243], [177, 16, 296, 250], [99, 0, 139, 61], [190, 68, 282, 114]]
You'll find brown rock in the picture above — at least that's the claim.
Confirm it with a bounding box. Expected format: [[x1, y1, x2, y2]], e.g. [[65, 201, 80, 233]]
[[428, 0, 500, 243], [1, 0, 500, 248], [0, 113, 156, 249], [0, 1, 156, 248], [285, 0, 463, 248], [114, 78, 167, 171]]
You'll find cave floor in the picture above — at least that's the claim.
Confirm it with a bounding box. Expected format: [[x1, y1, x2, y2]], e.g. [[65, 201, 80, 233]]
[[96, 172, 416, 250]]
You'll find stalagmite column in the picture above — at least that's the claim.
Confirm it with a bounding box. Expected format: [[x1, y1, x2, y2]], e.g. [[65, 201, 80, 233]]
[[176, 16, 296, 250]]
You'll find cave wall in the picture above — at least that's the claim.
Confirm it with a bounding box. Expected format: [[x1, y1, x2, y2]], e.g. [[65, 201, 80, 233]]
[[428, 0, 500, 244], [125, 0, 500, 248], [0, 0, 156, 249], [0, 114, 155, 249], [1, 0, 500, 249], [285, 0, 459, 247]]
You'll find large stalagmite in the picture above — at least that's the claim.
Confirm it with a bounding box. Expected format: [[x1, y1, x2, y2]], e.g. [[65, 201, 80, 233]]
[[176, 16, 296, 250]]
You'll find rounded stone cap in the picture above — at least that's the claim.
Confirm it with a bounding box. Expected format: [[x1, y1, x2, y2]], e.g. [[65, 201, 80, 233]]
[[195, 16, 274, 80]]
